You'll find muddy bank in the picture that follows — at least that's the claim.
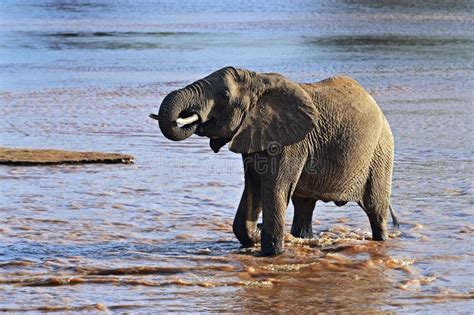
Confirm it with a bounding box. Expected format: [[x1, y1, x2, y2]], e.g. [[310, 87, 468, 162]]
[[0, 147, 134, 166]]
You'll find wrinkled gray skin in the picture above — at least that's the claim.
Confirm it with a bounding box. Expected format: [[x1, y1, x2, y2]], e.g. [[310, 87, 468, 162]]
[[151, 67, 398, 256]]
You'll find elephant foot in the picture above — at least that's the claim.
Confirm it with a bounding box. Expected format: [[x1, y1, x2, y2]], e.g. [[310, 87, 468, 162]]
[[258, 249, 284, 257], [233, 225, 261, 248], [368, 215, 388, 241], [290, 223, 313, 239], [372, 231, 388, 241], [261, 230, 284, 256], [360, 202, 389, 242], [370, 221, 388, 241], [238, 235, 260, 248]]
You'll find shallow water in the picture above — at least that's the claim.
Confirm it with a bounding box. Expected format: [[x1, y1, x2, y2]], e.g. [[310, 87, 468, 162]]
[[0, 0, 473, 313]]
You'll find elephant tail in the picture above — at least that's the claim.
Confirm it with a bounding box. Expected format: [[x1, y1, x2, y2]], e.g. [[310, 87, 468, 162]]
[[389, 204, 400, 230]]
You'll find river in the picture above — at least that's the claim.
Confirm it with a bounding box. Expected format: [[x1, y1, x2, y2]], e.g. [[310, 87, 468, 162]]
[[0, 0, 473, 313]]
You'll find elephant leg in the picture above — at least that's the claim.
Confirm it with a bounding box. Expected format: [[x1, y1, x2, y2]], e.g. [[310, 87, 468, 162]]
[[233, 185, 261, 247], [259, 152, 306, 256], [291, 196, 316, 239], [358, 150, 393, 241], [232, 158, 262, 247], [260, 186, 290, 255]]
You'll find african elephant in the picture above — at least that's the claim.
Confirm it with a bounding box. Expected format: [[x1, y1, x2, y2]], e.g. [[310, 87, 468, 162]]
[[150, 67, 398, 255]]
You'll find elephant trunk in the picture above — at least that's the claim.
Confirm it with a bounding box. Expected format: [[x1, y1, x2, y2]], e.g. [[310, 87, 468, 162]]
[[151, 90, 200, 141]]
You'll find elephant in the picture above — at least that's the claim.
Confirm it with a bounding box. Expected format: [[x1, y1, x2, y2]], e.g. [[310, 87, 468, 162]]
[[150, 67, 399, 255]]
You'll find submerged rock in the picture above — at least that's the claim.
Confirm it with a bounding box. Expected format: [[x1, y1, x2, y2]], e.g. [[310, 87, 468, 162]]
[[0, 147, 134, 166]]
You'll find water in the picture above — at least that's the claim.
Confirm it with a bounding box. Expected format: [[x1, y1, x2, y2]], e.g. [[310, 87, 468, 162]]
[[1, 0, 473, 312]]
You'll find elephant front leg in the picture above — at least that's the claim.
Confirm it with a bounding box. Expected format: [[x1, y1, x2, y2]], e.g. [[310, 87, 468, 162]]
[[261, 191, 288, 256], [260, 154, 306, 256], [232, 178, 262, 247]]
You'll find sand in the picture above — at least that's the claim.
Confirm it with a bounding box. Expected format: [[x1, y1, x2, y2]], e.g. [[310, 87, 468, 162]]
[[0, 147, 134, 166]]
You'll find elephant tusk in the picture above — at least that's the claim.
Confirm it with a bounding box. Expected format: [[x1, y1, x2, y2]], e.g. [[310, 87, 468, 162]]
[[176, 114, 199, 128]]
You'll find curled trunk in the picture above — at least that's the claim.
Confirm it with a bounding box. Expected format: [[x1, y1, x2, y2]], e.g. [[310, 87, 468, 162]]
[[155, 90, 198, 141]]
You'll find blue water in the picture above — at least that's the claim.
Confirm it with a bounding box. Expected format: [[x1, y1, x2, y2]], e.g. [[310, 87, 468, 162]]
[[1, 1, 473, 313]]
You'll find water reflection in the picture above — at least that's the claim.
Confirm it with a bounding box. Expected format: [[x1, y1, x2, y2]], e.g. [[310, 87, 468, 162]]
[[39, 31, 199, 50], [342, 0, 474, 12], [305, 35, 474, 60], [307, 35, 474, 49], [22, 1, 110, 13], [235, 239, 394, 313]]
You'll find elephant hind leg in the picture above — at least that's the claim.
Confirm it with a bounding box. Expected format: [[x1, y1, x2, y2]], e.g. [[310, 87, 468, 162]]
[[359, 201, 389, 241], [359, 126, 394, 241], [291, 196, 317, 239], [359, 164, 393, 241]]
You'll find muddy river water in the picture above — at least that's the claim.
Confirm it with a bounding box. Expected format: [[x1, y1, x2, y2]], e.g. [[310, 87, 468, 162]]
[[0, 0, 473, 313]]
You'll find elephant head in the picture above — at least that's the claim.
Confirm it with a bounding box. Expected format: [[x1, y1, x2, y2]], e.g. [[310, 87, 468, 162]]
[[150, 67, 319, 153]]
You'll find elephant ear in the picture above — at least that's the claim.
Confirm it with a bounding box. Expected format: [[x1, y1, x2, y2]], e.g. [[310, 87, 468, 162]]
[[229, 73, 319, 154]]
